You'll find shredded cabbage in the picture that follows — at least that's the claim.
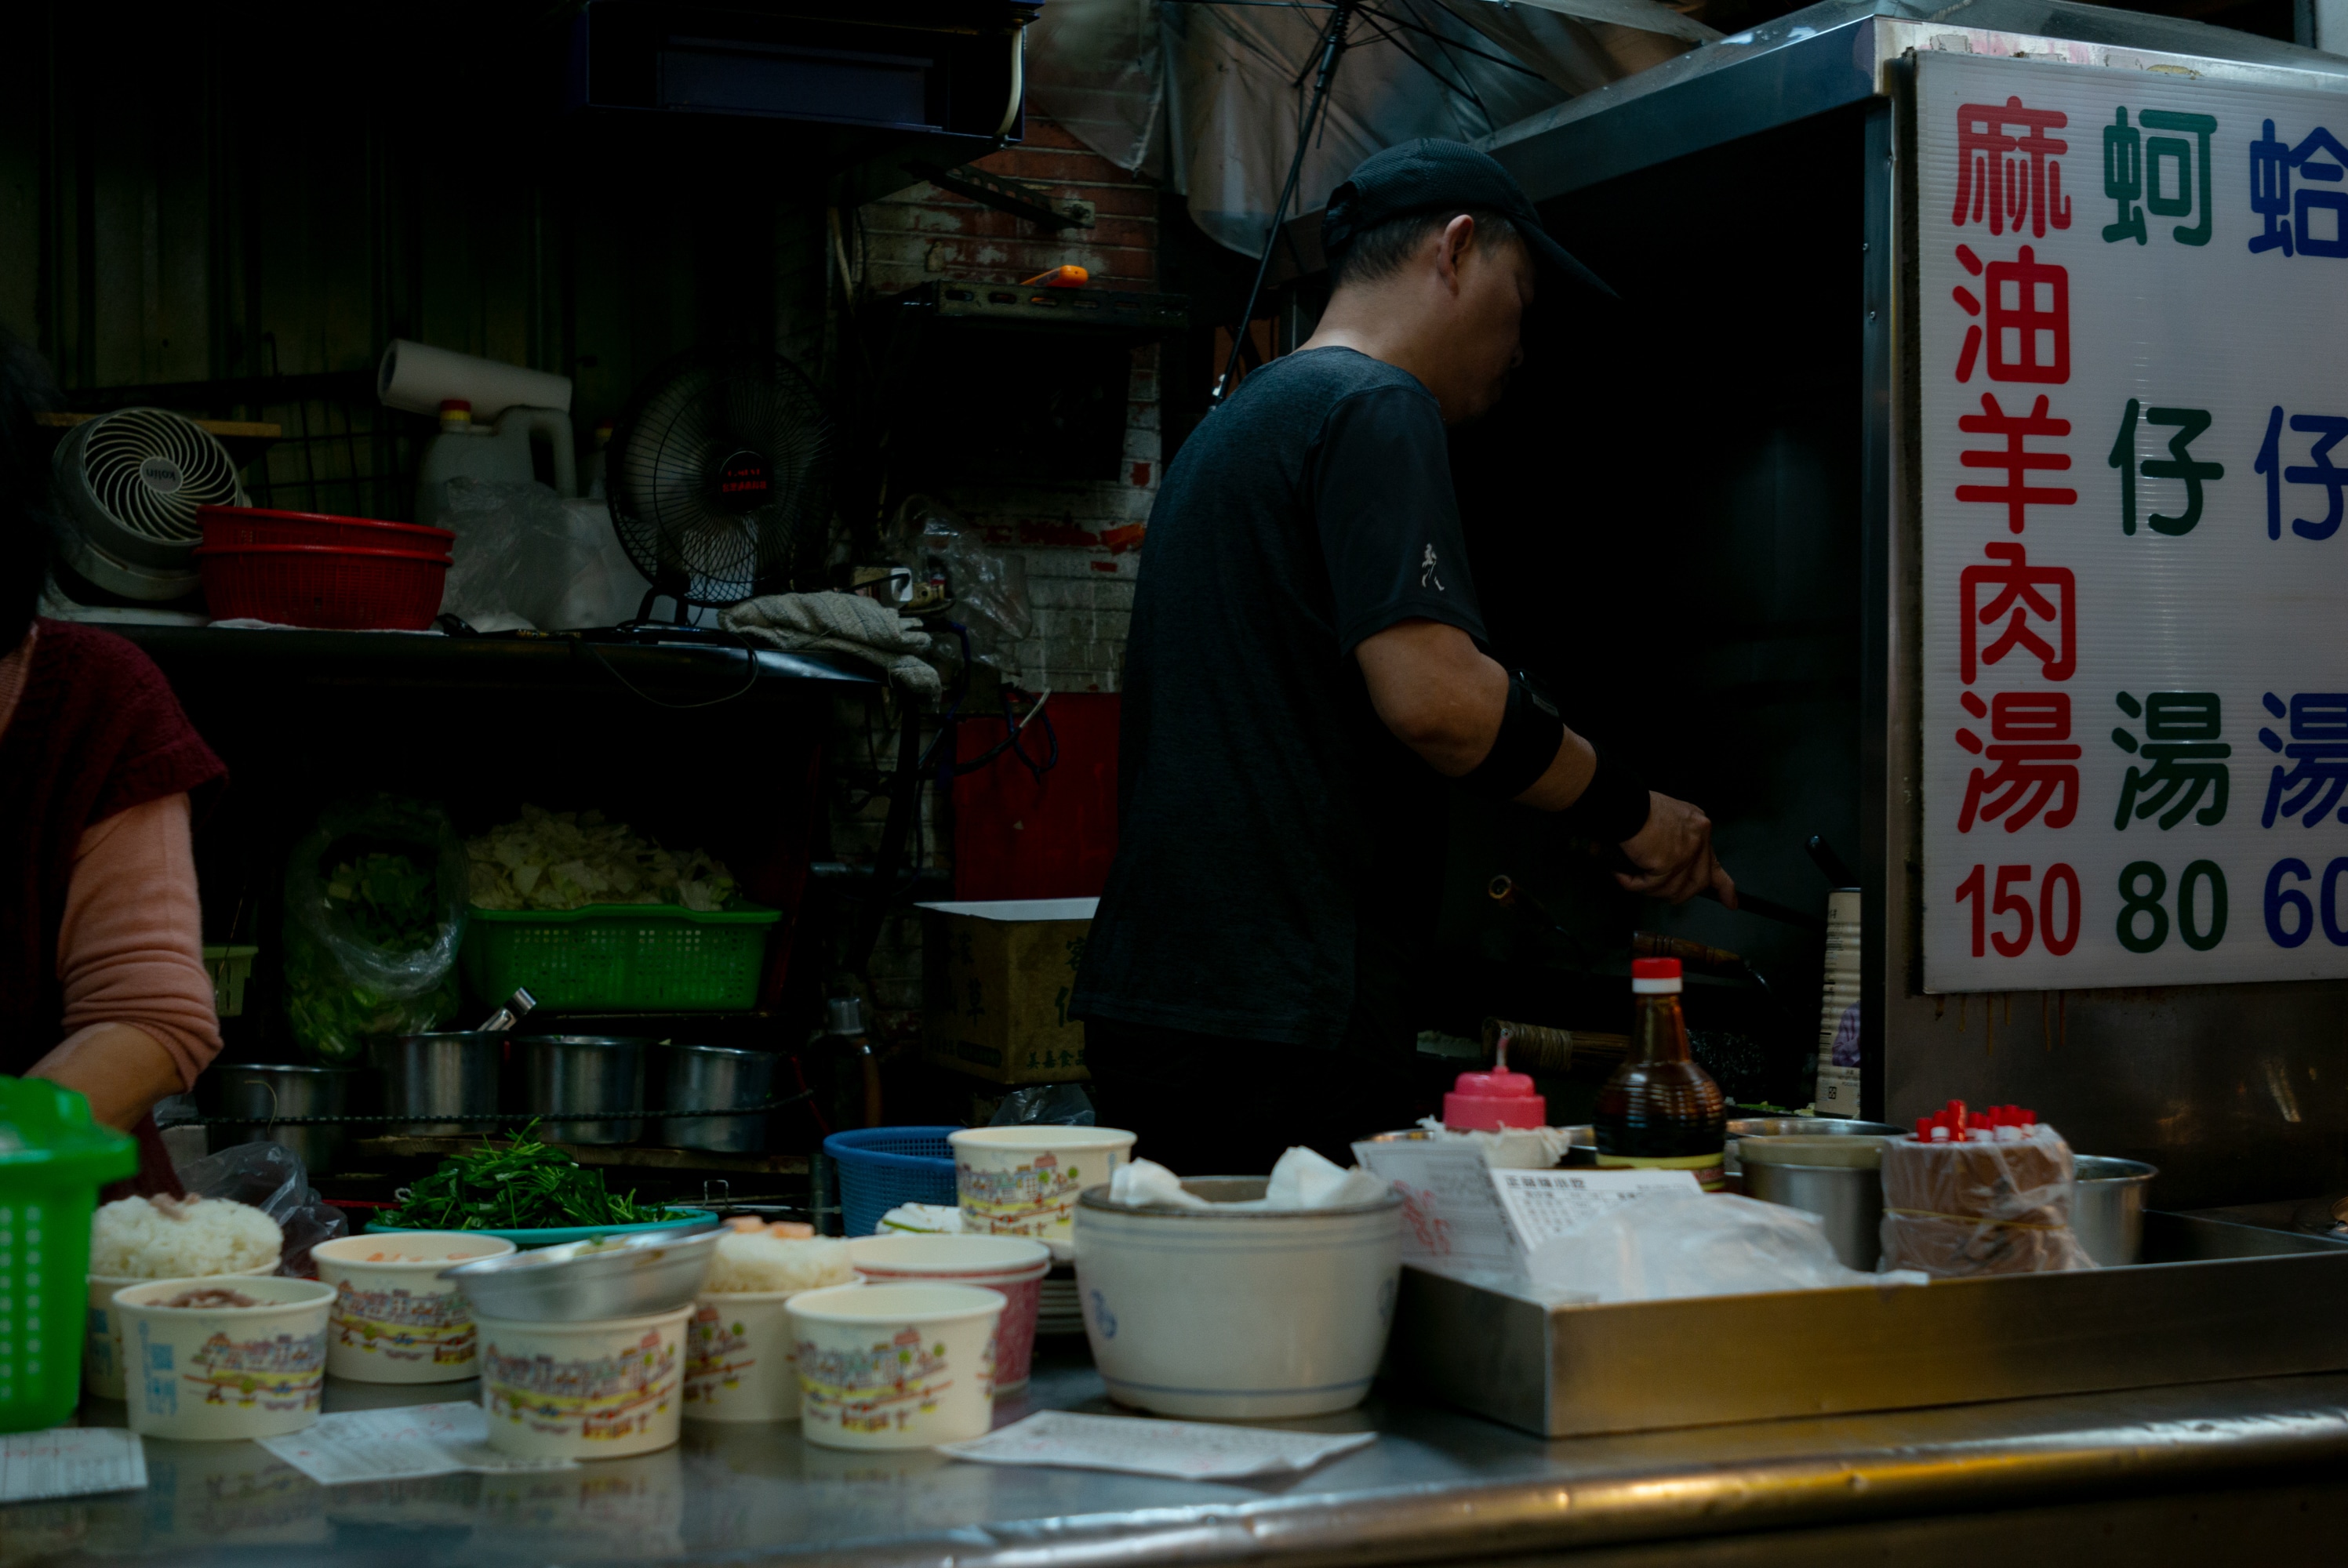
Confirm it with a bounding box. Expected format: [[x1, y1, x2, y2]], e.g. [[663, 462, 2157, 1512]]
[[467, 806, 738, 912]]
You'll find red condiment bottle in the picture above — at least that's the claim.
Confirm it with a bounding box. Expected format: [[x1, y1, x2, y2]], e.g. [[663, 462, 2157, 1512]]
[[1594, 957, 1728, 1191]]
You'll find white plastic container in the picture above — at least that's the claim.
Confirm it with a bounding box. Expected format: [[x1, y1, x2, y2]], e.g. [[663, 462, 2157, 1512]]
[[1074, 1178, 1404, 1419], [312, 1232, 516, 1383], [683, 1290, 801, 1423], [115, 1276, 336, 1441], [477, 1305, 691, 1461], [86, 1259, 278, 1401], [947, 1125, 1136, 1261], [787, 1283, 1004, 1450]]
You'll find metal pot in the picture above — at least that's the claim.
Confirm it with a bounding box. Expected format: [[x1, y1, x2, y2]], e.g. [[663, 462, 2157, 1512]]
[[1725, 1116, 1903, 1176], [659, 1044, 776, 1153], [372, 1032, 502, 1136], [514, 1036, 649, 1145], [2071, 1156, 2157, 1265], [1737, 1135, 1892, 1272], [206, 1064, 361, 1176]]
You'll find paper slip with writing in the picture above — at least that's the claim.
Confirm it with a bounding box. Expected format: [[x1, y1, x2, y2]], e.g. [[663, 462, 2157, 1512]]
[[0, 1428, 145, 1502], [940, 1411, 1375, 1479], [257, 1402, 577, 1484], [1489, 1167, 1704, 1254], [1350, 1139, 1520, 1276]]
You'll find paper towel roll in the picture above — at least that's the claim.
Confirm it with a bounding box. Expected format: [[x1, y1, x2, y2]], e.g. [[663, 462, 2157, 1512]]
[[377, 339, 572, 420]]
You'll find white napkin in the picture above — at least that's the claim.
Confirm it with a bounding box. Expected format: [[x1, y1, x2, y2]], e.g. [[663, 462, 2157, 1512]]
[[1106, 1149, 1390, 1210], [1109, 1158, 1212, 1207]]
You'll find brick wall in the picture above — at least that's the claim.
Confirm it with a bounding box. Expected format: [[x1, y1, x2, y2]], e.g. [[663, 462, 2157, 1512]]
[[858, 112, 1160, 695]]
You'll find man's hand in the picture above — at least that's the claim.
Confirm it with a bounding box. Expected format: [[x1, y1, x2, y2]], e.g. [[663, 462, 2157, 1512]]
[[1616, 792, 1737, 908]]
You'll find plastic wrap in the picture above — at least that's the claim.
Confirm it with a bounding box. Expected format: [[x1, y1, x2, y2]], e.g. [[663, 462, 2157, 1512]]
[[438, 481, 642, 632], [987, 1083, 1097, 1127], [176, 1141, 350, 1279], [282, 795, 467, 1063], [1878, 1126, 2097, 1277], [1526, 1190, 1927, 1304], [890, 499, 1033, 678]]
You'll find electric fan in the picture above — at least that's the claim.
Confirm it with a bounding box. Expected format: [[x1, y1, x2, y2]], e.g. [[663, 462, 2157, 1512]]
[[606, 347, 831, 626], [53, 408, 246, 600]]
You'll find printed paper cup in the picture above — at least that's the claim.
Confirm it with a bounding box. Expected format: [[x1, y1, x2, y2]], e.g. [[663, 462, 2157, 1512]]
[[847, 1234, 1049, 1393], [86, 1259, 278, 1401], [477, 1305, 690, 1461], [313, 1232, 516, 1383], [683, 1290, 801, 1423], [787, 1283, 1004, 1450], [114, 1276, 335, 1441], [947, 1126, 1136, 1261]]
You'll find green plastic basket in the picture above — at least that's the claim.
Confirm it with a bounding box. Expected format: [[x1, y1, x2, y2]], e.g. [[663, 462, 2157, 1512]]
[[460, 902, 783, 1012], [0, 1077, 137, 1433]]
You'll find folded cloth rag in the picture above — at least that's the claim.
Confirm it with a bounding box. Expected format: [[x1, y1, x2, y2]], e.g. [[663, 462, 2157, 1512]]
[[719, 591, 941, 695]]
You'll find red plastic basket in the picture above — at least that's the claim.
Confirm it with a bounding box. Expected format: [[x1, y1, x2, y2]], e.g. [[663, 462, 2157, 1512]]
[[194, 543, 451, 630], [198, 505, 455, 557]]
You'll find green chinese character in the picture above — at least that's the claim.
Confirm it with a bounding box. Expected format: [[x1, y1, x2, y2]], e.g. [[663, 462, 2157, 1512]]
[[2110, 401, 2222, 535]]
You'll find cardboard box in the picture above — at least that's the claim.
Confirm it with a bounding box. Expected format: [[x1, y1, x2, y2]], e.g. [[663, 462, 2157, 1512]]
[[920, 898, 1096, 1084]]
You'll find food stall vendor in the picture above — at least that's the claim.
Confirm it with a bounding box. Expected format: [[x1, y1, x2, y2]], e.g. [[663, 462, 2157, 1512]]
[[1073, 142, 1736, 1173], [0, 329, 224, 1193]]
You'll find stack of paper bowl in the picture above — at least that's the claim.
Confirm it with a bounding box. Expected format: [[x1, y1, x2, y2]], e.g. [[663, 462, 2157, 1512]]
[[86, 1258, 278, 1401], [785, 1283, 1004, 1450], [848, 1235, 1049, 1393], [947, 1126, 1136, 1261], [114, 1276, 337, 1440], [312, 1232, 515, 1383]]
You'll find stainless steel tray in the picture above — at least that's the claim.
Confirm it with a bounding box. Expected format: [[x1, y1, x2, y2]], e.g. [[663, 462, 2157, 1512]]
[[1388, 1211, 2348, 1438]]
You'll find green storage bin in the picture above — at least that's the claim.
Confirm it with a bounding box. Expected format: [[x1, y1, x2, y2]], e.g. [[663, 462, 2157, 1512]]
[[0, 1076, 137, 1433], [460, 902, 783, 1012]]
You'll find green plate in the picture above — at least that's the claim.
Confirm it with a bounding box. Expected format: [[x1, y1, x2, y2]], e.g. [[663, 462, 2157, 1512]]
[[364, 1207, 718, 1249]]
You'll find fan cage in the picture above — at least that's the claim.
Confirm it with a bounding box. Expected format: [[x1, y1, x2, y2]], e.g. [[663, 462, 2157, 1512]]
[[78, 408, 243, 545]]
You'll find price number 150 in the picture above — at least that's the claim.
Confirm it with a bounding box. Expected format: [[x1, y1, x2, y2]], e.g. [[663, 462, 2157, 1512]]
[[1955, 863, 2081, 958]]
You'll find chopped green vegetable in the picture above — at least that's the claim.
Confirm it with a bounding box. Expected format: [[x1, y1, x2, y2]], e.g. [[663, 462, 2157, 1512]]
[[381, 1124, 670, 1232], [466, 805, 737, 913]]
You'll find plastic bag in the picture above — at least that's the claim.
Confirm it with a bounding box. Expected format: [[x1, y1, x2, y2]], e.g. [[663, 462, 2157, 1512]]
[[282, 794, 467, 1063], [439, 480, 644, 631], [1879, 1126, 2096, 1276], [176, 1141, 350, 1279], [890, 498, 1033, 679], [1525, 1191, 1928, 1305], [988, 1083, 1096, 1127]]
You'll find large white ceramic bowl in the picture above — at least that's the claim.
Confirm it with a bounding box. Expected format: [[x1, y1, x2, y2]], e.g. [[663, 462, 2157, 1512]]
[[947, 1126, 1136, 1261], [86, 1259, 278, 1401], [114, 1275, 336, 1441], [313, 1232, 517, 1383], [1074, 1176, 1403, 1419], [787, 1282, 1004, 1450], [477, 1305, 691, 1460]]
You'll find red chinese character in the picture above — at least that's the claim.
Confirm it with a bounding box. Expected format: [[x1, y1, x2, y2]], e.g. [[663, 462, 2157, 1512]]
[[1957, 690, 2079, 832], [1954, 97, 2074, 238], [1960, 541, 2075, 684], [1957, 393, 2075, 533], [1952, 244, 2069, 384]]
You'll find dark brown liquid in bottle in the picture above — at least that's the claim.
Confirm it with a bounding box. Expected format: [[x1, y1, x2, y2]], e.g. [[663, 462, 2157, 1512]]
[[1594, 987, 1726, 1183]]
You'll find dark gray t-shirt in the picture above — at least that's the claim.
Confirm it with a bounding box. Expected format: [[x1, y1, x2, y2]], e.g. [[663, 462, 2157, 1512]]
[[1071, 347, 1486, 1050]]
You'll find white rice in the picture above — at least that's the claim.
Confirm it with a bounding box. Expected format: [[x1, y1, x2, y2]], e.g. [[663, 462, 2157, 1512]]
[[703, 1232, 852, 1295], [89, 1195, 282, 1279]]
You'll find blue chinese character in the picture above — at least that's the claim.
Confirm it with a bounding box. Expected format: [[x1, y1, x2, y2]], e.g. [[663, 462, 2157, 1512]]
[[2255, 408, 2348, 539], [2259, 691, 2348, 826], [2248, 120, 2348, 258], [2252, 120, 2294, 254]]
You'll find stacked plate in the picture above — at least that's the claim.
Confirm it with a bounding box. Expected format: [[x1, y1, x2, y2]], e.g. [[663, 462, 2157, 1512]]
[[1036, 1261, 1084, 1337]]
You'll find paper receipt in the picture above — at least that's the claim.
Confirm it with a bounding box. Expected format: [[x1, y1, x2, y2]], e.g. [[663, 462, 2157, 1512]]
[[940, 1410, 1375, 1479], [0, 1428, 146, 1502], [257, 1402, 577, 1485]]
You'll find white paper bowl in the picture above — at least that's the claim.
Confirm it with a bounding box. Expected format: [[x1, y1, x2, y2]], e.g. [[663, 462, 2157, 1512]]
[[947, 1126, 1136, 1261], [86, 1259, 280, 1401], [786, 1283, 1005, 1450], [114, 1275, 336, 1441], [1074, 1178, 1404, 1419], [476, 1305, 691, 1461], [847, 1234, 1050, 1393], [683, 1289, 803, 1423], [312, 1232, 518, 1383]]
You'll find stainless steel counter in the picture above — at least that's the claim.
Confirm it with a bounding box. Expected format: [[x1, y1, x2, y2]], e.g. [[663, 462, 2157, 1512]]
[[10, 1344, 2348, 1566]]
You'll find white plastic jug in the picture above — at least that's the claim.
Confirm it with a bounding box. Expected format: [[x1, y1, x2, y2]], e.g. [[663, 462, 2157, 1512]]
[[413, 405, 576, 529]]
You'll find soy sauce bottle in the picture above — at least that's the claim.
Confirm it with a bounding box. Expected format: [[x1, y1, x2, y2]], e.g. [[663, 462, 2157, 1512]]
[[1595, 957, 1727, 1191]]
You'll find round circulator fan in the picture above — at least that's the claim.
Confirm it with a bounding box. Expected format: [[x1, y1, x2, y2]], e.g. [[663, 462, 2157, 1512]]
[[607, 346, 831, 624], [53, 407, 246, 600]]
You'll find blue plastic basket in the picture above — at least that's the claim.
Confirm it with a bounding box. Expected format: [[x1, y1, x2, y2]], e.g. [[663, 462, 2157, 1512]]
[[824, 1126, 958, 1238]]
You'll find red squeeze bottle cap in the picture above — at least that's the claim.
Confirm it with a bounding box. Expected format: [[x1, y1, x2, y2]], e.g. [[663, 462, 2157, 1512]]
[[1444, 1066, 1546, 1132], [1630, 957, 1682, 994]]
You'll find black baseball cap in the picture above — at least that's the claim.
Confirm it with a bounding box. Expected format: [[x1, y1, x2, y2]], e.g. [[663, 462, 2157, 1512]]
[[1320, 139, 1615, 299]]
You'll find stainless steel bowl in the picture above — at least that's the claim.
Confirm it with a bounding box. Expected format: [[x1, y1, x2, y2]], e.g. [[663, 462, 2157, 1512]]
[[514, 1036, 650, 1145], [439, 1224, 725, 1322], [2072, 1156, 2157, 1266], [1725, 1117, 1903, 1176], [1738, 1136, 1893, 1271], [205, 1064, 362, 1175], [659, 1044, 776, 1153], [373, 1032, 502, 1136]]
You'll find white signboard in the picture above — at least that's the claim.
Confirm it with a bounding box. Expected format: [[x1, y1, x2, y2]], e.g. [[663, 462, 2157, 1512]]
[[1919, 50, 2348, 989]]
